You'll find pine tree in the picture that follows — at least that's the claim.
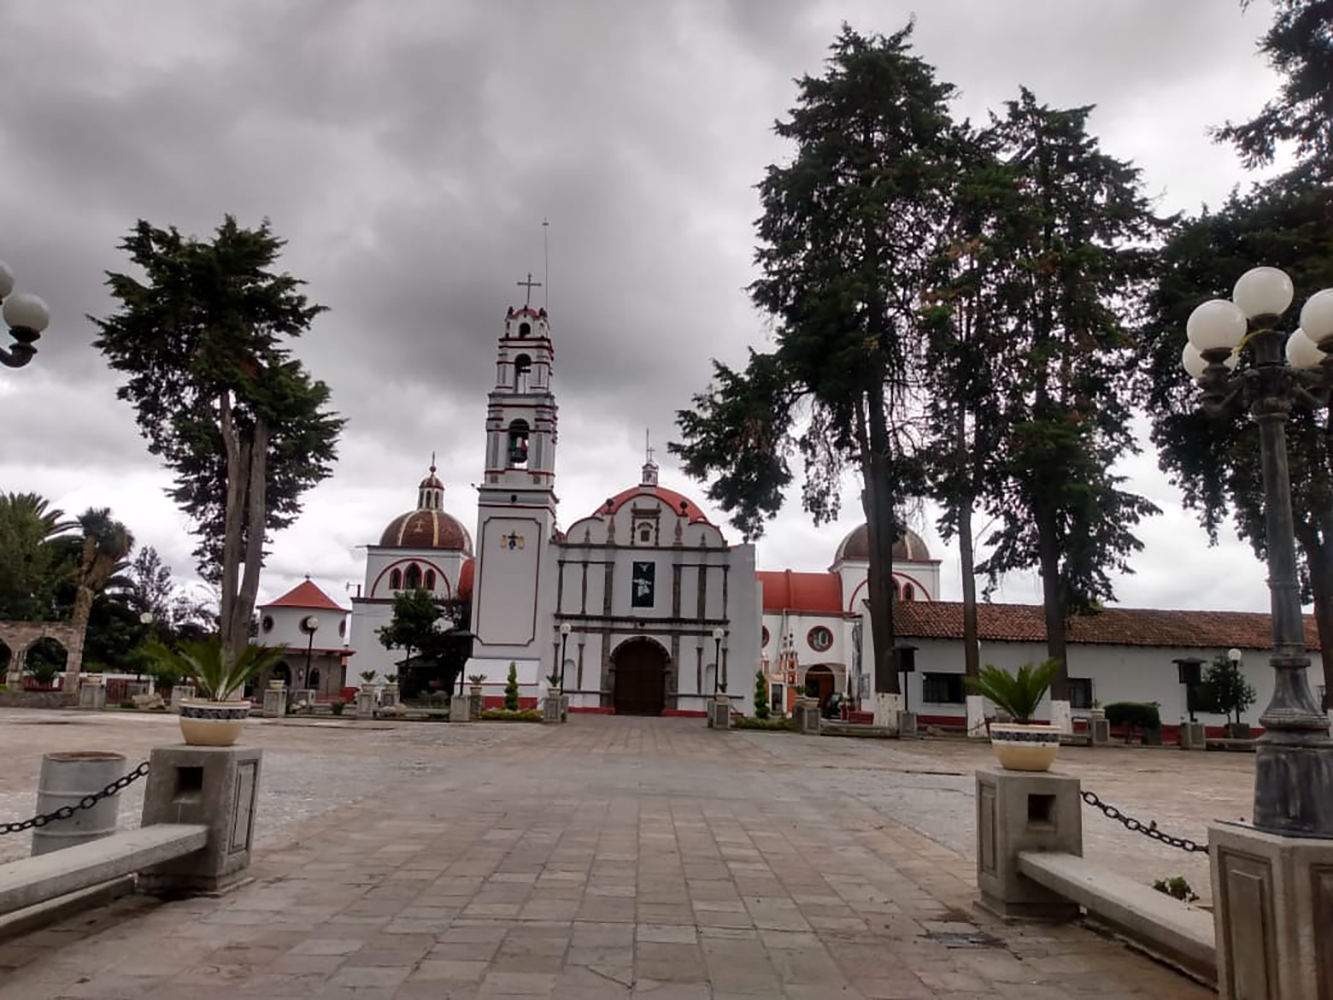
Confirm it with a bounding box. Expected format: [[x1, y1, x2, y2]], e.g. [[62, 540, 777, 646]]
[[504, 662, 520, 711], [753, 669, 770, 720]]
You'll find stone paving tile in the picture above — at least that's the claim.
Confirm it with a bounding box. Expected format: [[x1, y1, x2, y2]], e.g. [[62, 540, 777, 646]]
[[0, 715, 1216, 998]]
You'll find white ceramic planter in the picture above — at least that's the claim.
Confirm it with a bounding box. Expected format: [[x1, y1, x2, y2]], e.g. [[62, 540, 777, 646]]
[[989, 722, 1060, 772], [178, 699, 250, 747]]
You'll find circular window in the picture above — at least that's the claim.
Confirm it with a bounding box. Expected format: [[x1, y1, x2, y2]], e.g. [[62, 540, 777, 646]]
[[261, 615, 274, 634], [807, 626, 833, 653], [761, 626, 770, 648]]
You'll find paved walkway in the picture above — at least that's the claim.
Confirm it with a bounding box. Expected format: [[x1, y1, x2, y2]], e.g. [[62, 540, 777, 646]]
[[0, 717, 1210, 998]]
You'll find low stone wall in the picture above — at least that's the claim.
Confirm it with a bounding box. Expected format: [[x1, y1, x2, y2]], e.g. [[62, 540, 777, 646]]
[[0, 690, 77, 709]]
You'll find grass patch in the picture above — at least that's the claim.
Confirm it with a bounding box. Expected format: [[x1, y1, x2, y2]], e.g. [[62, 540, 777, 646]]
[[733, 716, 795, 731], [479, 708, 543, 722]]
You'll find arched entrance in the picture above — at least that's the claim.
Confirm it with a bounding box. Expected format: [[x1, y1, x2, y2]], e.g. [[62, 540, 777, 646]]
[[804, 664, 837, 709], [612, 638, 668, 716]]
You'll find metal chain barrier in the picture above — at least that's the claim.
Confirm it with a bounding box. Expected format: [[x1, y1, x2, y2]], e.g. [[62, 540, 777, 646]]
[[1080, 789, 1210, 854], [0, 761, 150, 836]]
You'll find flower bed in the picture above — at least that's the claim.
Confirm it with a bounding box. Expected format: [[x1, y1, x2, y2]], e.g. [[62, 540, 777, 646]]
[[479, 708, 543, 722]]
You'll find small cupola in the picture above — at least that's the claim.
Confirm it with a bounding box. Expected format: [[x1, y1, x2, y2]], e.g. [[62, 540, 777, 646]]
[[417, 455, 445, 511]]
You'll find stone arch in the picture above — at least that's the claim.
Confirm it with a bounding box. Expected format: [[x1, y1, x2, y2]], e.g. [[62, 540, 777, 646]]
[[801, 662, 846, 709], [610, 636, 672, 716], [0, 621, 85, 687]]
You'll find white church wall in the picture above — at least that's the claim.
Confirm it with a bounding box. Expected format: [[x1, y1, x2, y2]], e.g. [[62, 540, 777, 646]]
[[259, 605, 348, 653]]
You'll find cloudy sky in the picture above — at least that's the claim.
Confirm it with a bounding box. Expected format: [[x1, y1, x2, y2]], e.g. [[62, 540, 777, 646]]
[[0, 0, 1293, 616]]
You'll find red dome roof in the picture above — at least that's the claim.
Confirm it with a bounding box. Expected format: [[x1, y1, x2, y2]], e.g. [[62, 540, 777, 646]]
[[379, 510, 473, 553], [835, 524, 931, 563], [757, 570, 842, 613]]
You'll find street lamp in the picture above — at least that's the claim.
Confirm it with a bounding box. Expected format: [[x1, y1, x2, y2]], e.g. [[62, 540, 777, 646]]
[[558, 622, 571, 691], [0, 262, 51, 369], [300, 615, 319, 693], [1183, 265, 1333, 837], [711, 626, 725, 697]]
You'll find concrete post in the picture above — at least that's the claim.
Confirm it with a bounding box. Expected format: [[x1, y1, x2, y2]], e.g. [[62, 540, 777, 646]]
[[542, 694, 563, 723], [975, 768, 1082, 921], [1211, 822, 1333, 999], [450, 693, 472, 722], [262, 685, 286, 719], [793, 697, 820, 734], [1090, 717, 1110, 746], [709, 697, 731, 730], [897, 711, 917, 738], [1180, 721, 1206, 750], [138, 745, 262, 896], [170, 684, 195, 710], [356, 688, 376, 718], [381, 682, 399, 708], [78, 683, 106, 711]]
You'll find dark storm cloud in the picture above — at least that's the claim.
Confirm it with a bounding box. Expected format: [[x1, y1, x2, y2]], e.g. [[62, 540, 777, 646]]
[[0, 0, 1282, 608]]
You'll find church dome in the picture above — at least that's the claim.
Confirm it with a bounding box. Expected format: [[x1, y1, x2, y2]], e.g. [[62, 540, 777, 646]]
[[834, 523, 931, 563], [378, 459, 473, 554], [379, 510, 473, 553]]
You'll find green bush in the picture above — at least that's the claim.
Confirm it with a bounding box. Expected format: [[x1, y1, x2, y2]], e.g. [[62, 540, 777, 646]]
[[1152, 876, 1198, 903], [1105, 701, 1161, 732], [330, 701, 346, 716], [27, 662, 61, 686], [753, 669, 770, 720], [733, 717, 794, 731], [504, 662, 520, 711], [480, 708, 542, 722]]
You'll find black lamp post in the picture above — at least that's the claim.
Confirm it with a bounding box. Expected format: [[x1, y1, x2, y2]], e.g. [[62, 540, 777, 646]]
[[559, 622, 571, 691], [0, 263, 51, 370], [300, 615, 320, 693], [711, 627, 724, 696], [1185, 267, 1333, 837]]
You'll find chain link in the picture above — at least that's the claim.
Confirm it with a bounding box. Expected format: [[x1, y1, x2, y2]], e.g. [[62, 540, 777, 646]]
[[1080, 789, 1210, 854], [0, 761, 150, 836]]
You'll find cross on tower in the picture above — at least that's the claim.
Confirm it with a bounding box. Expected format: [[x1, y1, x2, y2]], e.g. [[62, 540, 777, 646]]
[[645, 428, 655, 466], [516, 272, 543, 308]]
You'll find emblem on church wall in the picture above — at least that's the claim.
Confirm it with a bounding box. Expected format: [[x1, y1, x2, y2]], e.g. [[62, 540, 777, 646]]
[[501, 531, 526, 550], [631, 561, 655, 607]]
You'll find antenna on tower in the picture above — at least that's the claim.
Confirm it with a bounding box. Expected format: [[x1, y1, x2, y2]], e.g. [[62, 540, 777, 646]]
[[542, 218, 550, 310]]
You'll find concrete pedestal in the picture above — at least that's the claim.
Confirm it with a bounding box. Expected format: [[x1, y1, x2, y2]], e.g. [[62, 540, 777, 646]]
[[356, 689, 376, 718], [139, 745, 262, 896], [1090, 717, 1110, 746], [169, 685, 195, 710], [1179, 721, 1206, 750], [975, 768, 1082, 921], [966, 694, 988, 738], [1211, 822, 1333, 999], [873, 692, 904, 730], [450, 694, 472, 722], [468, 687, 483, 718], [78, 684, 106, 710], [794, 698, 820, 734], [262, 687, 286, 719], [897, 711, 917, 738], [708, 697, 731, 730], [381, 683, 399, 708], [542, 694, 563, 723]]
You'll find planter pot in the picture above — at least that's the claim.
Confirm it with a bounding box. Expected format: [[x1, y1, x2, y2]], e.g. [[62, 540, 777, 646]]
[[989, 722, 1060, 772], [178, 699, 250, 747], [469, 684, 483, 698], [1089, 708, 1106, 721], [84, 674, 105, 687], [268, 679, 286, 691], [1226, 722, 1253, 740]]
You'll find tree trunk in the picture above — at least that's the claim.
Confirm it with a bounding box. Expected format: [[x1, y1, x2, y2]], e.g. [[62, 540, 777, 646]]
[[228, 415, 269, 668], [861, 392, 900, 698], [219, 391, 245, 661], [1035, 497, 1069, 701], [1299, 527, 1333, 712], [957, 411, 980, 681]]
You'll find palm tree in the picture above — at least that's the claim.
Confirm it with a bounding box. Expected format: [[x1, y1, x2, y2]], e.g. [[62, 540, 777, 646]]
[[68, 508, 135, 675], [0, 493, 77, 621]]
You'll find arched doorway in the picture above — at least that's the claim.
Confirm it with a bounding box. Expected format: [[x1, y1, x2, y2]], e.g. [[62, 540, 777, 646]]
[[805, 664, 837, 709], [612, 638, 668, 716]]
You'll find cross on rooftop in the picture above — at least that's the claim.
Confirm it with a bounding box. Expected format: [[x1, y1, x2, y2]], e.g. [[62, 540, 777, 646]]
[[517, 272, 543, 308]]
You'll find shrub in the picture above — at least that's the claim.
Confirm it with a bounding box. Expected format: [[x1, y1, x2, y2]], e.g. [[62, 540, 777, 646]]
[[429, 695, 449, 709], [119, 699, 136, 710], [480, 708, 542, 722], [1105, 701, 1161, 733], [330, 701, 345, 716], [1203, 653, 1257, 725], [733, 716, 793, 731], [1152, 876, 1198, 903], [964, 660, 1061, 723], [359, 670, 377, 683], [504, 662, 520, 711], [27, 662, 61, 687], [753, 669, 770, 720]]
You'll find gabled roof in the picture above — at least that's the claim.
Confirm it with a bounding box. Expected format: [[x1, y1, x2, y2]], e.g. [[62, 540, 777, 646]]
[[757, 570, 844, 614], [601, 484, 713, 525], [893, 601, 1320, 651], [261, 579, 349, 614]]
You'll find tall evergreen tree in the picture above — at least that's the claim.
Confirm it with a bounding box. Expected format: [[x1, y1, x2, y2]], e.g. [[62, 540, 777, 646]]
[[92, 217, 344, 667], [672, 24, 959, 720], [976, 90, 1161, 713]]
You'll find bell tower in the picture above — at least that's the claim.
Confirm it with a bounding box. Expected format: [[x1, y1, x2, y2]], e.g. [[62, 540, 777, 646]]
[[466, 295, 560, 691]]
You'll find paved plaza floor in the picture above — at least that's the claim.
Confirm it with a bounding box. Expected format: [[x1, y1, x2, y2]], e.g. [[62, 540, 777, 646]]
[[0, 711, 1233, 998]]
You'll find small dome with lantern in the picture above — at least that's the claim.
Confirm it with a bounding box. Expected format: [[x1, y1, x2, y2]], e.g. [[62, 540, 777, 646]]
[[378, 459, 474, 554], [834, 523, 932, 564]]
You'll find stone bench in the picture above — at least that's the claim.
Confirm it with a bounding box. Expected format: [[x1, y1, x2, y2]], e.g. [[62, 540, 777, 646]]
[[0, 824, 206, 915], [1017, 850, 1215, 983]]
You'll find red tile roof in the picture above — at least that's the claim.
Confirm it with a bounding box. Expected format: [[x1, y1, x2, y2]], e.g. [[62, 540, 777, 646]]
[[261, 579, 349, 614], [758, 570, 844, 614], [893, 601, 1320, 651]]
